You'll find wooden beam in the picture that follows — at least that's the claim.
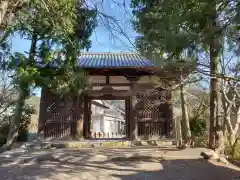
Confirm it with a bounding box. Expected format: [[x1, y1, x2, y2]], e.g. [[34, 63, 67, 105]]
[[91, 82, 157, 88], [89, 91, 130, 98], [106, 76, 110, 84], [92, 83, 130, 86], [125, 75, 140, 82], [86, 68, 154, 76], [88, 95, 129, 100]]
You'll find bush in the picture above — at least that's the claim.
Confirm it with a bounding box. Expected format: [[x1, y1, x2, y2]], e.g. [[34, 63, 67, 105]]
[[190, 117, 206, 137], [18, 104, 36, 142], [0, 104, 35, 146], [0, 121, 10, 145]]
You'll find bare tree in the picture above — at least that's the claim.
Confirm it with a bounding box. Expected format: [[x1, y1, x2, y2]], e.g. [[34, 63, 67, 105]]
[[221, 76, 240, 145], [0, 70, 15, 117], [219, 51, 240, 146], [83, 0, 136, 51]]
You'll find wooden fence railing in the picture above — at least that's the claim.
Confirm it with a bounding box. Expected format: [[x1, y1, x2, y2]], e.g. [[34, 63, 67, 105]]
[[137, 121, 166, 138], [44, 112, 77, 139], [90, 131, 126, 139], [44, 121, 75, 139]]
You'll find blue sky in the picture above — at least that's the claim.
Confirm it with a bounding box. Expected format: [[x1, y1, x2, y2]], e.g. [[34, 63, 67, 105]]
[[11, 0, 136, 54], [11, 0, 136, 96]]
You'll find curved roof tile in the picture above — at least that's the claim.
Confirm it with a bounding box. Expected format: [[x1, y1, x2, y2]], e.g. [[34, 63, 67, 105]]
[[78, 52, 153, 68]]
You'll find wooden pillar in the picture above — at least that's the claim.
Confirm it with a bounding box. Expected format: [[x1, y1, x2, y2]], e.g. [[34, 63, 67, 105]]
[[175, 115, 183, 147], [166, 90, 173, 137], [131, 96, 138, 140], [129, 97, 135, 139], [125, 98, 130, 138], [83, 95, 91, 139]]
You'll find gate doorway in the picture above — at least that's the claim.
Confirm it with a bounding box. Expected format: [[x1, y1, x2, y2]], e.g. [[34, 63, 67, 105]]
[[90, 100, 126, 138], [83, 95, 131, 139]]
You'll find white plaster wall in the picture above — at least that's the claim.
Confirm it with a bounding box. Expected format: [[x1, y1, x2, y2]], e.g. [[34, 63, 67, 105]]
[[90, 100, 125, 136], [104, 119, 113, 135], [88, 75, 161, 85], [103, 114, 125, 135], [91, 100, 105, 133]]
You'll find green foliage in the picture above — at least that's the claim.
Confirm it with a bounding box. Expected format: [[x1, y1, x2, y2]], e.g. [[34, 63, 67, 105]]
[[224, 138, 240, 160], [0, 121, 10, 145], [0, 104, 35, 145], [18, 104, 36, 141], [232, 139, 240, 160], [131, 0, 202, 82], [5, 0, 97, 95], [132, 0, 239, 150], [0, 0, 97, 146], [193, 135, 208, 148], [189, 117, 206, 137], [131, 0, 239, 64]]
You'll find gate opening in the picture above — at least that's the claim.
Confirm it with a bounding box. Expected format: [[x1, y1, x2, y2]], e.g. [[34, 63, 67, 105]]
[[90, 100, 126, 139]]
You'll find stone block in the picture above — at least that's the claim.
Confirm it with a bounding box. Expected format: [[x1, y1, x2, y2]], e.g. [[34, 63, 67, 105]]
[[200, 150, 219, 160], [147, 140, 157, 146]]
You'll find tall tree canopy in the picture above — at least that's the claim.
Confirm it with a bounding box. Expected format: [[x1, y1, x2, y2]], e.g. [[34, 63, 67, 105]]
[[2, 0, 97, 147], [132, 0, 239, 59], [132, 0, 239, 150]]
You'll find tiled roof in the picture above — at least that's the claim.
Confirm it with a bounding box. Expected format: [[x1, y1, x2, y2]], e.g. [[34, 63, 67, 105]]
[[78, 52, 153, 68], [10, 52, 154, 69]]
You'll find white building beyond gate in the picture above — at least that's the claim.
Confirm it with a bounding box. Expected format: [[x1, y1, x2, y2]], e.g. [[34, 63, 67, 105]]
[[90, 100, 125, 138]]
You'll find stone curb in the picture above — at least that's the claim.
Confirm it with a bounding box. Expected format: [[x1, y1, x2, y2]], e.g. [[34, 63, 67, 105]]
[[20, 140, 175, 150]]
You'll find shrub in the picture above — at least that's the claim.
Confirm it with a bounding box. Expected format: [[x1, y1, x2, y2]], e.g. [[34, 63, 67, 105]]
[[0, 104, 36, 146], [18, 104, 36, 142], [190, 117, 206, 137]]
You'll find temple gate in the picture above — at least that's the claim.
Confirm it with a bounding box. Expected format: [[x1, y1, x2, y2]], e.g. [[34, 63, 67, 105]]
[[38, 52, 173, 140]]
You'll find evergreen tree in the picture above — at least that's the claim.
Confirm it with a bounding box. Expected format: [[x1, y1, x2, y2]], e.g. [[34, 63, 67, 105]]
[[131, 0, 239, 150], [3, 0, 97, 147]]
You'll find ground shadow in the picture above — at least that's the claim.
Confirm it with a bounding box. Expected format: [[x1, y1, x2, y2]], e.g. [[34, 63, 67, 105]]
[[111, 158, 240, 180], [0, 148, 239, 180]]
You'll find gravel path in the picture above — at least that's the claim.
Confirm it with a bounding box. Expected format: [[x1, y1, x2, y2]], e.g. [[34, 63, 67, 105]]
[[0, 147, 239, 180]]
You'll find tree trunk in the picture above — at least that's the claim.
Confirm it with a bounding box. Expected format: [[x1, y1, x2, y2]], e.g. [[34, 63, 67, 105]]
[[127, 77, 139, 140], [209, 49, 219, 150], [215, 82, 225, 154], [222, 105, 240, 146], [180, 85, 191, 145], [4, 32, 37, 148], [222, 95, 229, 137], [131, 83, 138, 140], [229, 108, 240, 145], [175, 116, 183, 147], [208, 0, 222, 150], [5, 83, 27, 147], [229, 132, 236, 146]]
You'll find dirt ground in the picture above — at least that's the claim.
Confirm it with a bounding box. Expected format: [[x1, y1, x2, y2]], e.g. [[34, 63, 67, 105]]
[[0, 146, 239, 180]]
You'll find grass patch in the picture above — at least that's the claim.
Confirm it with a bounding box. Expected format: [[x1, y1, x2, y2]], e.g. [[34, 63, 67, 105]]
[[51, 141, 131, 149]]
